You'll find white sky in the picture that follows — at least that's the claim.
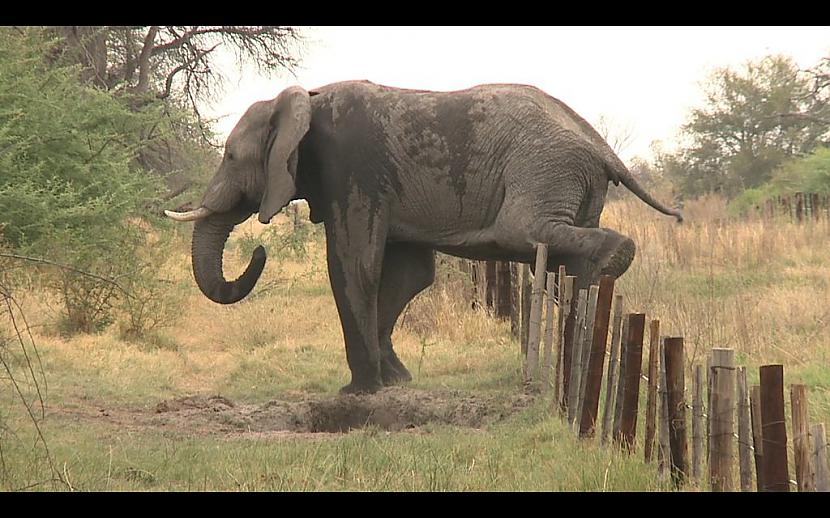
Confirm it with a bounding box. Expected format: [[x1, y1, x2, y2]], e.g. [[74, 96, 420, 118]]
[[205, 26, 830, 163]]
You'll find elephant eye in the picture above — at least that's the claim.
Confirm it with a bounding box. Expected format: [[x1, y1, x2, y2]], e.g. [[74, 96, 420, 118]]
[[226, 152, 235, 161]]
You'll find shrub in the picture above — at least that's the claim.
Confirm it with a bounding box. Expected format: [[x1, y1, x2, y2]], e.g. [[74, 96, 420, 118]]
[[0, 28, 184, 335]]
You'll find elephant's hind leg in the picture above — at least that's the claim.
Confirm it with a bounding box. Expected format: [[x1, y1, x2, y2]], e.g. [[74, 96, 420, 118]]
[[530, 221, 635, 289], [377, 243, 436, 386]]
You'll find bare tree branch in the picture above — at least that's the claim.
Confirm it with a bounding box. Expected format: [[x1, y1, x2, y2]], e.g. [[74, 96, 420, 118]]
[[134, 26, 159, 95], [0, 253, 132, 299], [157, 43, 219, 101]]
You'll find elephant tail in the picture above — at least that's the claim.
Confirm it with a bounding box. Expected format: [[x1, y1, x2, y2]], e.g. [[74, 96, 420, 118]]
[[604, 156, 684, 223]]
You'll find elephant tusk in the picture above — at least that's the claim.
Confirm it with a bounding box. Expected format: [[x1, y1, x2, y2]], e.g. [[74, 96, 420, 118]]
[[164, 206, 213, 222]]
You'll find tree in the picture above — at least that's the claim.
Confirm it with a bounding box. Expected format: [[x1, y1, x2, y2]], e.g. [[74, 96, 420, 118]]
[[663, 55, 830, 198], [596, 114, 636, 156], [43, 26, 305, 202], [49, 26, 304, 112], [0, 28, 175, 334]]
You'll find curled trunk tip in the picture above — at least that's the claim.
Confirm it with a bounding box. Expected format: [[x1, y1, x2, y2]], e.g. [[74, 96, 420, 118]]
[[191, 215, 265, 304]]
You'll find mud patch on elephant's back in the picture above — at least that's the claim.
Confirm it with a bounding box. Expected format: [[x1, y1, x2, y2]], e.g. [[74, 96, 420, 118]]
[[145, 387, 534, 437]]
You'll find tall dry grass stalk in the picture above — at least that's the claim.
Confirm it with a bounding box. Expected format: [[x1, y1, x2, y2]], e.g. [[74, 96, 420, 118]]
[[603, 193, 830, 369]]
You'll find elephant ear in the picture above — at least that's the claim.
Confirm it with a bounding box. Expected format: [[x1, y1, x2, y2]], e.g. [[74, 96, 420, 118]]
[[259, 86, 311, 224]]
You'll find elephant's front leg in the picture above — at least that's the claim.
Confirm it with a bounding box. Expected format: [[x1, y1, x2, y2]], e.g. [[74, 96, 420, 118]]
[[324, 210, 388, 395]]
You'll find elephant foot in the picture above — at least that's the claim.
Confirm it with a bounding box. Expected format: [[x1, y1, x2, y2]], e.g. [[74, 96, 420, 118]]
[[381, 354, 412, 386], [599, 237, 636, 279], [588, 230, 636, 281], [339, 378, 383, 395]]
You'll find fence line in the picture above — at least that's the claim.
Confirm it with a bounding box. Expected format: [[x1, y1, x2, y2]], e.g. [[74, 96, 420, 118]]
[[512, 244, 829, 492]]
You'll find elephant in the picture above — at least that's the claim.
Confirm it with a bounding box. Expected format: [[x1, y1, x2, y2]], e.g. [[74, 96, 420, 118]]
[[165, 80, 682, 395]]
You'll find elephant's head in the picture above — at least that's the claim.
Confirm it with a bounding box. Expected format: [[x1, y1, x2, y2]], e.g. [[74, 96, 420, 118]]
[[164, 86, 311, 304]]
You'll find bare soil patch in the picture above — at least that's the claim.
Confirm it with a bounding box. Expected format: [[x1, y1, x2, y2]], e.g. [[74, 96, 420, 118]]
[[57, 387, 535, 438]]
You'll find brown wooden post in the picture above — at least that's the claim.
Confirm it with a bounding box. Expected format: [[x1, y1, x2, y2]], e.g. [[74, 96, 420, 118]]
[[644, 319, 660, 463], [520, 264, 531, 358], [657, 339, 671, 480], [664, 336, 687, 486], [559, 275, 578, 414], [613, 317, 630, 444], [566, 289, 588, 425], [540, 272, 557, 394], [795, 192, 804, 223], [737, 367, 752, 492], [709, 348, 735, 492], [578, 276, 615, 438], [574, 284, 599, 431], [692, 364, 704, 482], [791, 384, 814, 492], [750, 385, 766, 492], [485, 260, 497, 310], [509, 263, 520, 339], [524, 245, 548, 388], [468, 260, 481, 310], [813, 423, 829, 492], [553, 272, 573, 408], [706, 354, 712, 467], [759, 364, 789, 492], [601, 294, 624, 445], [495, 261, 512, 319], [618, 313, 645, 451]]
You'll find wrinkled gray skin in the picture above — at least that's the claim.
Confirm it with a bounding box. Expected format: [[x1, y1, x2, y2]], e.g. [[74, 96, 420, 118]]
[[170, 81, 682, 395]]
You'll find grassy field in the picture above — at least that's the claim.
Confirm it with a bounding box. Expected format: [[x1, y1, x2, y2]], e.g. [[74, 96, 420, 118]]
[[2, 193, 829, 491]]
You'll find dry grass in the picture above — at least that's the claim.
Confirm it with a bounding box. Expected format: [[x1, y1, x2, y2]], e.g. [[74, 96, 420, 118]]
[[3, 194, 830, 490], [605, 193, 830, 424]]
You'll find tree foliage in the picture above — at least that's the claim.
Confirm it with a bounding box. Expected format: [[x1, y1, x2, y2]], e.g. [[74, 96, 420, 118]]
[[0, 28, 182, 334], [0, 28, 161, 248], [663, 55, 830, 198]]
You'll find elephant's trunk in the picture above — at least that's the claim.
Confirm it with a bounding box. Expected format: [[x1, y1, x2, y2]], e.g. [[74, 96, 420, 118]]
[[191, 209, 265, 304]]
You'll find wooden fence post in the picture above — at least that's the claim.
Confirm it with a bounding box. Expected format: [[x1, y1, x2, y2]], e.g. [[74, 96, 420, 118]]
[[485, 260, 497, 310], [813, 423, 829, 492], [795, 192, 804, 223], [579, 276, 615, 438], [692, 364, 704, 482], [574, 285, 599, 432], [618, 313, 645, 451], [600, 295, 624, 445], [791, 384, 814, 492], [644, 319, 660, 463], [540, 272, 557, 394], [613, 317, 630, 444], [657, 339, 671, 479], [510, 263, 520, 339], [495, 260, 512, 319], [664, 337, 687, 486], [750, 385, 765, 492], [737, 367, 752, 491], [566, 289, 588, 425], [709, 348, 735, 492], [759, 364, 789, 492], [520, 264, 531, 359], [554, 272, 573, 408], [523, 244, 548, 388], [559, 276, 578, 414]]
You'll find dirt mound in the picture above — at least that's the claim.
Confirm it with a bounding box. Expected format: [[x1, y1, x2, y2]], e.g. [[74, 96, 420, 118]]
[[147, 387, 534, 437]]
